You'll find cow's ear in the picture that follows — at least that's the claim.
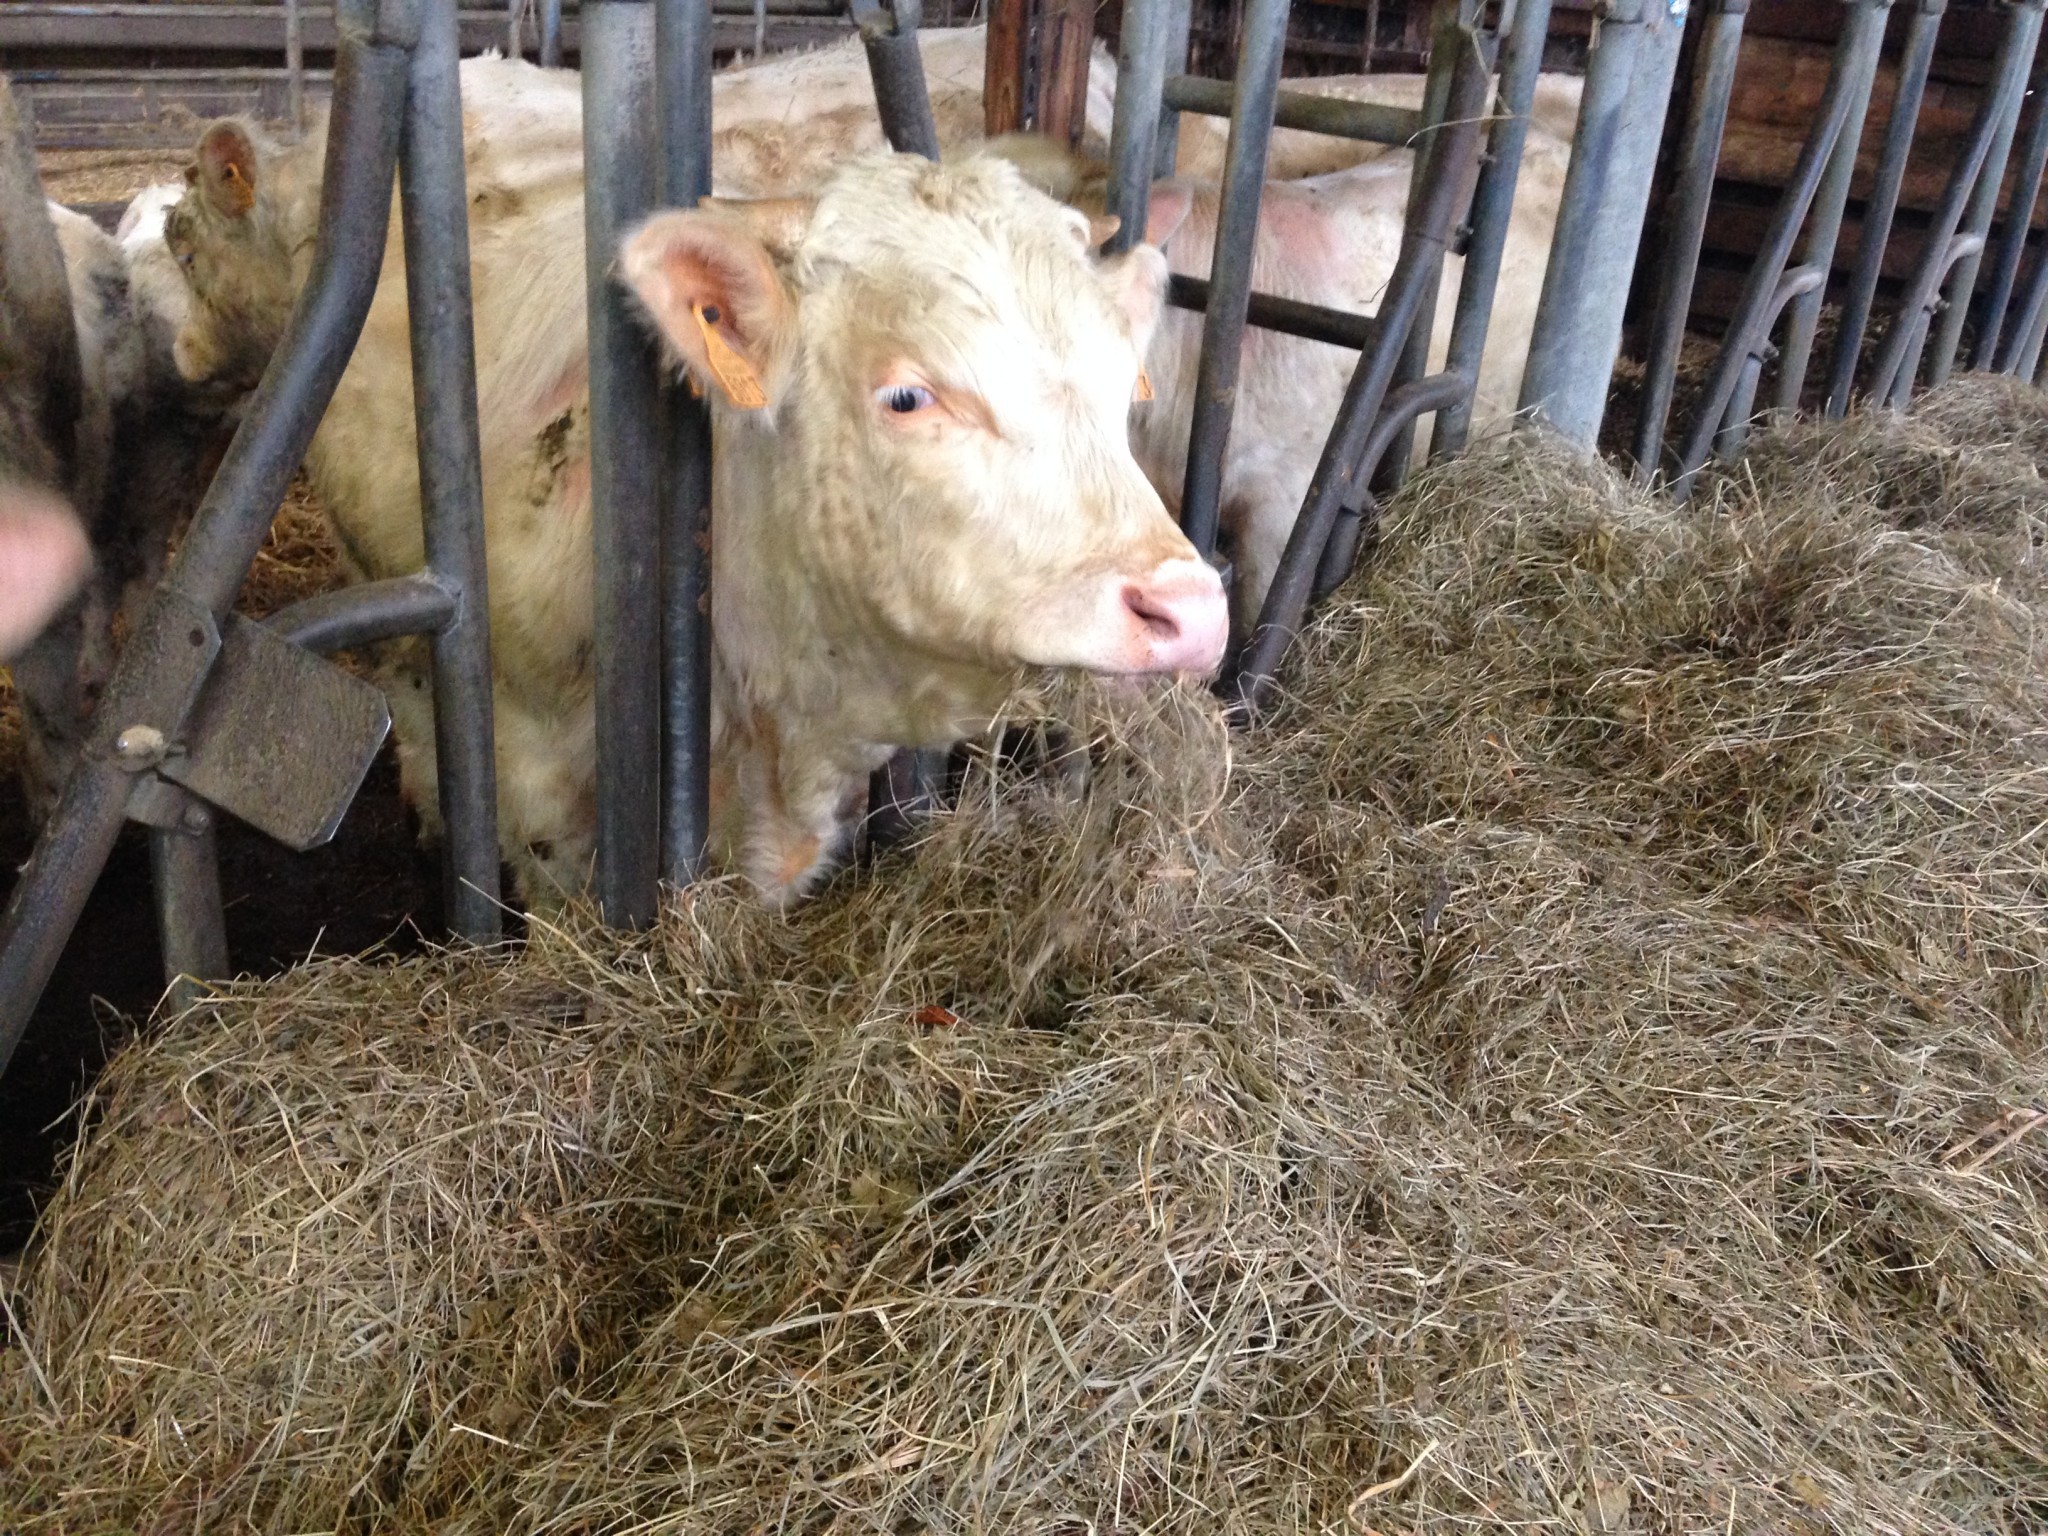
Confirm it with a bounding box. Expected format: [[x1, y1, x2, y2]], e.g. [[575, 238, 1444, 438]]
[[1096, 242, 1170, 356], [620, 206, 803, 410], [196, 122, 259, 219], [1145, 183, 1196, 247]]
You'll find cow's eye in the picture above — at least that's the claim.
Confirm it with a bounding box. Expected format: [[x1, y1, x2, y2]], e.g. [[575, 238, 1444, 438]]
[[878, 384, 937, 415]]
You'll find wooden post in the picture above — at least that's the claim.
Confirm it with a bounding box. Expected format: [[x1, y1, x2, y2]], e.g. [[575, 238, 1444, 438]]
[[986, 0, 1030, 135], [1037, 0, 1096, 147]]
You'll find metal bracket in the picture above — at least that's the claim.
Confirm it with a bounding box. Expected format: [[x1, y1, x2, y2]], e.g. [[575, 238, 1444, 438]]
[[157, 616, 392, 851]]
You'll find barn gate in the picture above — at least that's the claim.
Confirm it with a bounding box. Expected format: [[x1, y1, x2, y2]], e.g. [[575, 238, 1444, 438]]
[[3, 0, 2047, 1085]]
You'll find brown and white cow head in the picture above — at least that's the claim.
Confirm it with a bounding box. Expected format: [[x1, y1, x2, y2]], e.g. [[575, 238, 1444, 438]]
[[620, 153, 1228, 695], [163, 119, 318, 394]]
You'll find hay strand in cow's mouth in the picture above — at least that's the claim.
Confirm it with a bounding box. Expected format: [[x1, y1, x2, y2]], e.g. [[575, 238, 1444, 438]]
[[4, 377, 2048, 1534]]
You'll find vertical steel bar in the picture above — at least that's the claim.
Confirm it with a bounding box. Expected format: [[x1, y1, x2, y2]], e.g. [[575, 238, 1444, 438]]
[[658, 0, 714, 887], [1975, 73, 2048, 364], [1824, 0, 1945, 418], [582, 0, 662, 927], [857, 0, 942, 161], [1517, 0, 1686, 448], [1870, 0, 2042, 404], [1176, 0, 1292, 561], [1383, 0, 1474, 480], [1927, 0, 2045, 387], [150, 794, 228, 1014], [1153, 0, 1195, 178], [1433, 0, 1553, 460], [0, 2, 416, 1073], [1771, 0, 1888, 415], [507, 0, 524, 57], [1672, 22, 1884, 499], [1106, 0, 1172, 255], [1713, 350, 1763, 462], [541, 0, 564, 65], [286, 0, 305, 130], [1631, 0, 1747, 475], [403, 0, 502, 940], [2005, 238, 2048, 371]]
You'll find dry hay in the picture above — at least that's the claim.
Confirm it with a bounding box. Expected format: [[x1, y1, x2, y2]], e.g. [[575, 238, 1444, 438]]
[[3, 379, 2048, 1533], [35, 148, 191, 207]]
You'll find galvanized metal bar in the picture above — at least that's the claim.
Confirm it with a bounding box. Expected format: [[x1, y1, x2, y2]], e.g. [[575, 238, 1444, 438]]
[[1177, 0, 1293, 562], [1705, 262, 1824, 467], [265, 573, 459, 652], [1824, 0, 1944, 418], [1631, 0, 1746, 475], [150, 790, 229, 1014], [1927, 0, 2046, 387], [1167, 272, 1379, 349], [583, 0, 662, 928], [1314, 369, 1470, 600], [541, 0, 563, 63], [1976, 69, 2048, 365], [1232, 40, 1490, 713], [507, 0, 524, 56], [1383, 0, 1477, 480], [1869, 0, 2041, 406], [286, 0, 306, 129], [1517, 0, 1685, 448], [1160, 73, 1425, 147], [1771, 0, 1889, 416], [853, 0, 941, 162], [1877, 231, 1987, 404], [1673, 23, 1885, 501], [0, 0, 418, 1075], [1106, 0, 1173, 256], [2005, 230, 2048, 373], [1433, 0, 1553, 461], [1152, 0, 1194, 178], [658, 0, 715, 887], [402, 0, 501, 941]]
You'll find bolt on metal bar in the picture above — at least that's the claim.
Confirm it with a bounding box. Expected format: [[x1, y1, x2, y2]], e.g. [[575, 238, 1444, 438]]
[[402, 0, 501, 941], [541, 0, 563, 63], [1518, 0, 1685, 449], [1927, 0, 2046, 387], [0, 0, 418, 1075], [583, 0, 663, 928], [1673, 14, 1888, 502], [1382, 0, 1479, 481], [1869, 0, 2043, 406], [658, 0, 715, 887], [1433, 0, 1554, 461], [1771, 0, 1889, 416], [1824, 0, 1945, 418], [1231, 37, 1490, 714], [1106, 0, 1173, 256], [1975, 74, 2048, 365], [1160, 73, 1425, 146], [854, 0, 941, 161], [1177, 0, 1293, 563], [1632, 0, 1747, 477]]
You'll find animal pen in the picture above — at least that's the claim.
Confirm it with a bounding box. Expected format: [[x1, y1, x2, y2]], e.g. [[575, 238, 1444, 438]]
[[4, 1, 2048, 1528], [6, 0, 2048, 1054]]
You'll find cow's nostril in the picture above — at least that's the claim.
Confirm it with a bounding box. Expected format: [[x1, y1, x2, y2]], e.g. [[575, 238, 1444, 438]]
[[1122, 584, 1182, 641]]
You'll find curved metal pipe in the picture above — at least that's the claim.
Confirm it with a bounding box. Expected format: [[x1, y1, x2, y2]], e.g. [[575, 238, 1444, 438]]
[[1313, 369, 1472, 603], [264, 573, 459, 654]]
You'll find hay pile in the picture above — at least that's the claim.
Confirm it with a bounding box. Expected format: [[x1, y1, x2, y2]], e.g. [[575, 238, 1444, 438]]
[[4, 378, 2047, 1533]]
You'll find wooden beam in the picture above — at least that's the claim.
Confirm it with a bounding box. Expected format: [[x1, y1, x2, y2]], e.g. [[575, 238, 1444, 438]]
[[986, 0, 1030, 136], [1036, 0, 1093, 147]]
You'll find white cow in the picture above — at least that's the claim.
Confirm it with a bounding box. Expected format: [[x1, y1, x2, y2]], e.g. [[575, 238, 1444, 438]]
[[167, 84, 1224, 908]]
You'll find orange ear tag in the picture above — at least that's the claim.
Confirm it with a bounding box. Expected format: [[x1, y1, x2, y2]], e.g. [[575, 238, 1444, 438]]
[[1135, 368, 1155, 403], [692, 302, 768, 409]]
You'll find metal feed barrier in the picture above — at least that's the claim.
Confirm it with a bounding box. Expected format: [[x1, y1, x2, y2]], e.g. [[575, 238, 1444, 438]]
[[7, 0, 2048, 1077]]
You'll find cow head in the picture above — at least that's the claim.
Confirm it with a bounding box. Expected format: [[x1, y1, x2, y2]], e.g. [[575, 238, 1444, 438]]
[[620, 153, 1226, 686], [163, 120, 307, 394]]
